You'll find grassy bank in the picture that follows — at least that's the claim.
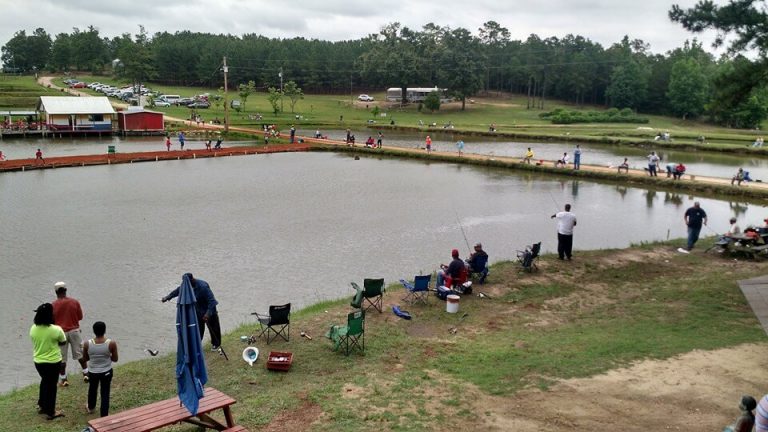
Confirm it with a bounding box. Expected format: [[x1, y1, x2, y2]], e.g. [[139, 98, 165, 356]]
[[0, 75, 61, 109], [1, 241, 766, 431]]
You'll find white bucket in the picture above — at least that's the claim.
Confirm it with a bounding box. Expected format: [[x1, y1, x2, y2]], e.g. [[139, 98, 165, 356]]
[[446, 294, 460, 313]]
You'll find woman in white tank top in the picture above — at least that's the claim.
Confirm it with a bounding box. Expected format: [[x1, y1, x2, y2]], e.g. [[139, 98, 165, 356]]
[[83, 321, 118, 417]]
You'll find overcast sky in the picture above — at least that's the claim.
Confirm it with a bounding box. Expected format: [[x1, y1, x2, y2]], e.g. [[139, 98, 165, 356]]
[[1, 0, 723, 55]]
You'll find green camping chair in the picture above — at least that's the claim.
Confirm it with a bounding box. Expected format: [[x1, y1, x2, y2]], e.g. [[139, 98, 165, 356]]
[[362, 278, 385, 313], [350, 282, 364, 309], [327, 310, 365, 355]]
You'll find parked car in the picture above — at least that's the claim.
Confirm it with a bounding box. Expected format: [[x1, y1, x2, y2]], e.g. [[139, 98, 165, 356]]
[[69, 82, 87, 88], [230, 100, 241, 109], [176, 97, 195, 106], [357, 94, 374, 102], [153, 100, 171, 107], [187, 101, 210, 109]]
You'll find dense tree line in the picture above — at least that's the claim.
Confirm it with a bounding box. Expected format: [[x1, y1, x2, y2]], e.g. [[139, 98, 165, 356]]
[[2, 10, 768, 126]]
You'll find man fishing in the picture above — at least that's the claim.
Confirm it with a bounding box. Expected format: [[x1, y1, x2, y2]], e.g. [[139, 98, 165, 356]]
[[683, 201, 707, 251], [161, 273, 222, 351], [437, 249, 467, 289], [552, 204, 577, 260], [466, 243, 489, 284]]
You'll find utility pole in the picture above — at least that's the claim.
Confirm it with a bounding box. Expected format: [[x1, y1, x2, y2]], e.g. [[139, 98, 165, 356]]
[[279, 67, 283, 113], [223, 56, 229, 133]]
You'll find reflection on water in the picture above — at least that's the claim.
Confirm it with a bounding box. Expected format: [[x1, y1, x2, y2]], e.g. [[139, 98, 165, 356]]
[[1, 152, 766, 393]]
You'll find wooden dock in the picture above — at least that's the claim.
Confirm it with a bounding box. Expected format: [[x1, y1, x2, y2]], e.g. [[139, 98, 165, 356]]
[[0, 143, 311, 172]]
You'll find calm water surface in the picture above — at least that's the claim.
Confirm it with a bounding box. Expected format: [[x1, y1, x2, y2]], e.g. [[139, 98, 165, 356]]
[[1, 152, 764, 393]]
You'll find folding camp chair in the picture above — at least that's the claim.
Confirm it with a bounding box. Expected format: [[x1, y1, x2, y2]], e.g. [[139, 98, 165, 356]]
[[350, 282, 364, 309], [400, 274, 431, 305], [251, 303, 291, 343], [327, 310, 365, 356], [362, 278, 385, 313], [517, 242, 541, 272]]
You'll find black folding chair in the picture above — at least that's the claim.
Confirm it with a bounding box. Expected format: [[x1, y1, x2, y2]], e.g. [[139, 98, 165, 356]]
[[517, 242, 541, 272], [251, 303, 291, 343]]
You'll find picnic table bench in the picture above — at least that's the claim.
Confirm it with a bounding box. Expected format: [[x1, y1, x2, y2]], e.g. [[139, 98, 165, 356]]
[[88, 387, 247, 431]]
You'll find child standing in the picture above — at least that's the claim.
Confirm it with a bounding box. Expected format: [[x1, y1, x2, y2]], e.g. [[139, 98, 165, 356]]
[[83, 321, 118, 417]]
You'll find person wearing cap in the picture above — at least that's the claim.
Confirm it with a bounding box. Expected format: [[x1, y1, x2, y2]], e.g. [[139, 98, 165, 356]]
[[51, 281, 88, 386], [551, 204, 577, 260], [30, 303, 66, 420], [161, 273, 221, 351], [683, 201, 708, 251], [466, 243, 489, 284], [724, 395, 757, 432], [436, 249, 467, 289]]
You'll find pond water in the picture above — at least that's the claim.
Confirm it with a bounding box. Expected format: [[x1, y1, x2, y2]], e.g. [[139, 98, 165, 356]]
[[1, 151, 765, 393], [0, 136, 259, 160], [303, 128, 768, 181]]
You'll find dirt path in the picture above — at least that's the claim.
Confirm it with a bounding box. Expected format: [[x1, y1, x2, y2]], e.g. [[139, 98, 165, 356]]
[[455, 343, 768, 431]]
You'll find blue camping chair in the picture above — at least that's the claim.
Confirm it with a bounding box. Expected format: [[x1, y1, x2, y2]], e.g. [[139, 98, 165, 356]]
[[400, 274, 431, 305]]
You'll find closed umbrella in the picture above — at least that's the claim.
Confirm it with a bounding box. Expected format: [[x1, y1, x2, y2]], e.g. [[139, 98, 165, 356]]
[[175, 274, 208, 415]]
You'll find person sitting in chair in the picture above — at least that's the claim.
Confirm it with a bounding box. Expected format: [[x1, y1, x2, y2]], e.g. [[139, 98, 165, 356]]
[[437, 249, 467, 289], [732, 168, 745, 186], [617, 158, 629, 173], [673, 163, 686, 180], [555, 152, 568, 168], [466, 243, 489, 284]]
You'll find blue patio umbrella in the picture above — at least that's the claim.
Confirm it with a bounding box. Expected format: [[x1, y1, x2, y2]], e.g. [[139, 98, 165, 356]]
[[175, 274, 208, 415]]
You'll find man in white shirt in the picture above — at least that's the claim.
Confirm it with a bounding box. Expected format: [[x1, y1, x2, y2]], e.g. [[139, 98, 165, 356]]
[[552, 204, 577, 260]]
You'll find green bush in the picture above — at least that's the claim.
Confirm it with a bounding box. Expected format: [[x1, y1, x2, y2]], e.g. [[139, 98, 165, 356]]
[[539, 108, 649, 124]]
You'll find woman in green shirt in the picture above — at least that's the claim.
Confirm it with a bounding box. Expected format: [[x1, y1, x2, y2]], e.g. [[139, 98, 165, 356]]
[[30, 303, 66, 420]]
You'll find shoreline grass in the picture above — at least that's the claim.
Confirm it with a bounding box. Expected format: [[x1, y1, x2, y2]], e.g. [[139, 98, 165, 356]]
[[1, 241, 766, 431]]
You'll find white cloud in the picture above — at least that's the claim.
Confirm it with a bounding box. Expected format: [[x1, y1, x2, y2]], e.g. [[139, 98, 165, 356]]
[[0, 0, 722, 55]]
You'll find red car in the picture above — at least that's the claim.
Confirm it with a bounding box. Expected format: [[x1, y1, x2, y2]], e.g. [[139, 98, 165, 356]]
[[69, 82, 87, 88]]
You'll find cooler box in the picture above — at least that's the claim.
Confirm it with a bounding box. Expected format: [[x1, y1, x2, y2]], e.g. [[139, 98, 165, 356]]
[[266, 351, 293, 371]]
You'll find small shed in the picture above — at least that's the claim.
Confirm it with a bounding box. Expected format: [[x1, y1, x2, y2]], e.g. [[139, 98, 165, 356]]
[[117, 108, 164, 134], [37, 96, 115, 132]]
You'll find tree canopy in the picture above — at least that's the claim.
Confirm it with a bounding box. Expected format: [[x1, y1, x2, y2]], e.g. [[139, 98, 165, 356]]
[[3, 19, 768, 127]]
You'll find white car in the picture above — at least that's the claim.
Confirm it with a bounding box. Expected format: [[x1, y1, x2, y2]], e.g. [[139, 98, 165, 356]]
[[153, 100, 171, 107], [358, 94, 374, 102]]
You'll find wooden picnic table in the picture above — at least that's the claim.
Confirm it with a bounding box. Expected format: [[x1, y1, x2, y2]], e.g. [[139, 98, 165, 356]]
[[87, 387, 243, 432]]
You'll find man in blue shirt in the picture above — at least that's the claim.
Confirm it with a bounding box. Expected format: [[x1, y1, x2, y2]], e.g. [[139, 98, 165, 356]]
[[684, 201, 708, 251], [466, 243, 489, 284], [162, 273, 221, 350]]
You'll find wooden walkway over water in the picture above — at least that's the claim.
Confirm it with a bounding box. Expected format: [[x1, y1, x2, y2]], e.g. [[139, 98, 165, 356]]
[[0, 143, 310, 172]]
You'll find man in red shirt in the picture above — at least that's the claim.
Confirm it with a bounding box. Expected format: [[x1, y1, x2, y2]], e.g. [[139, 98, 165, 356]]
[[52, 281, 88, 386]]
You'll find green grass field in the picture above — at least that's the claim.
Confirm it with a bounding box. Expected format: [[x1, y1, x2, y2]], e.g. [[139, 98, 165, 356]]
[[0, 75, 61, 109]]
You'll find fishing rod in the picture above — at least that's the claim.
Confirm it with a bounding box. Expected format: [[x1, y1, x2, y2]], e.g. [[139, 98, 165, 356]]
[[454, 211, 472, 255], [547, 190, 561, 213]]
